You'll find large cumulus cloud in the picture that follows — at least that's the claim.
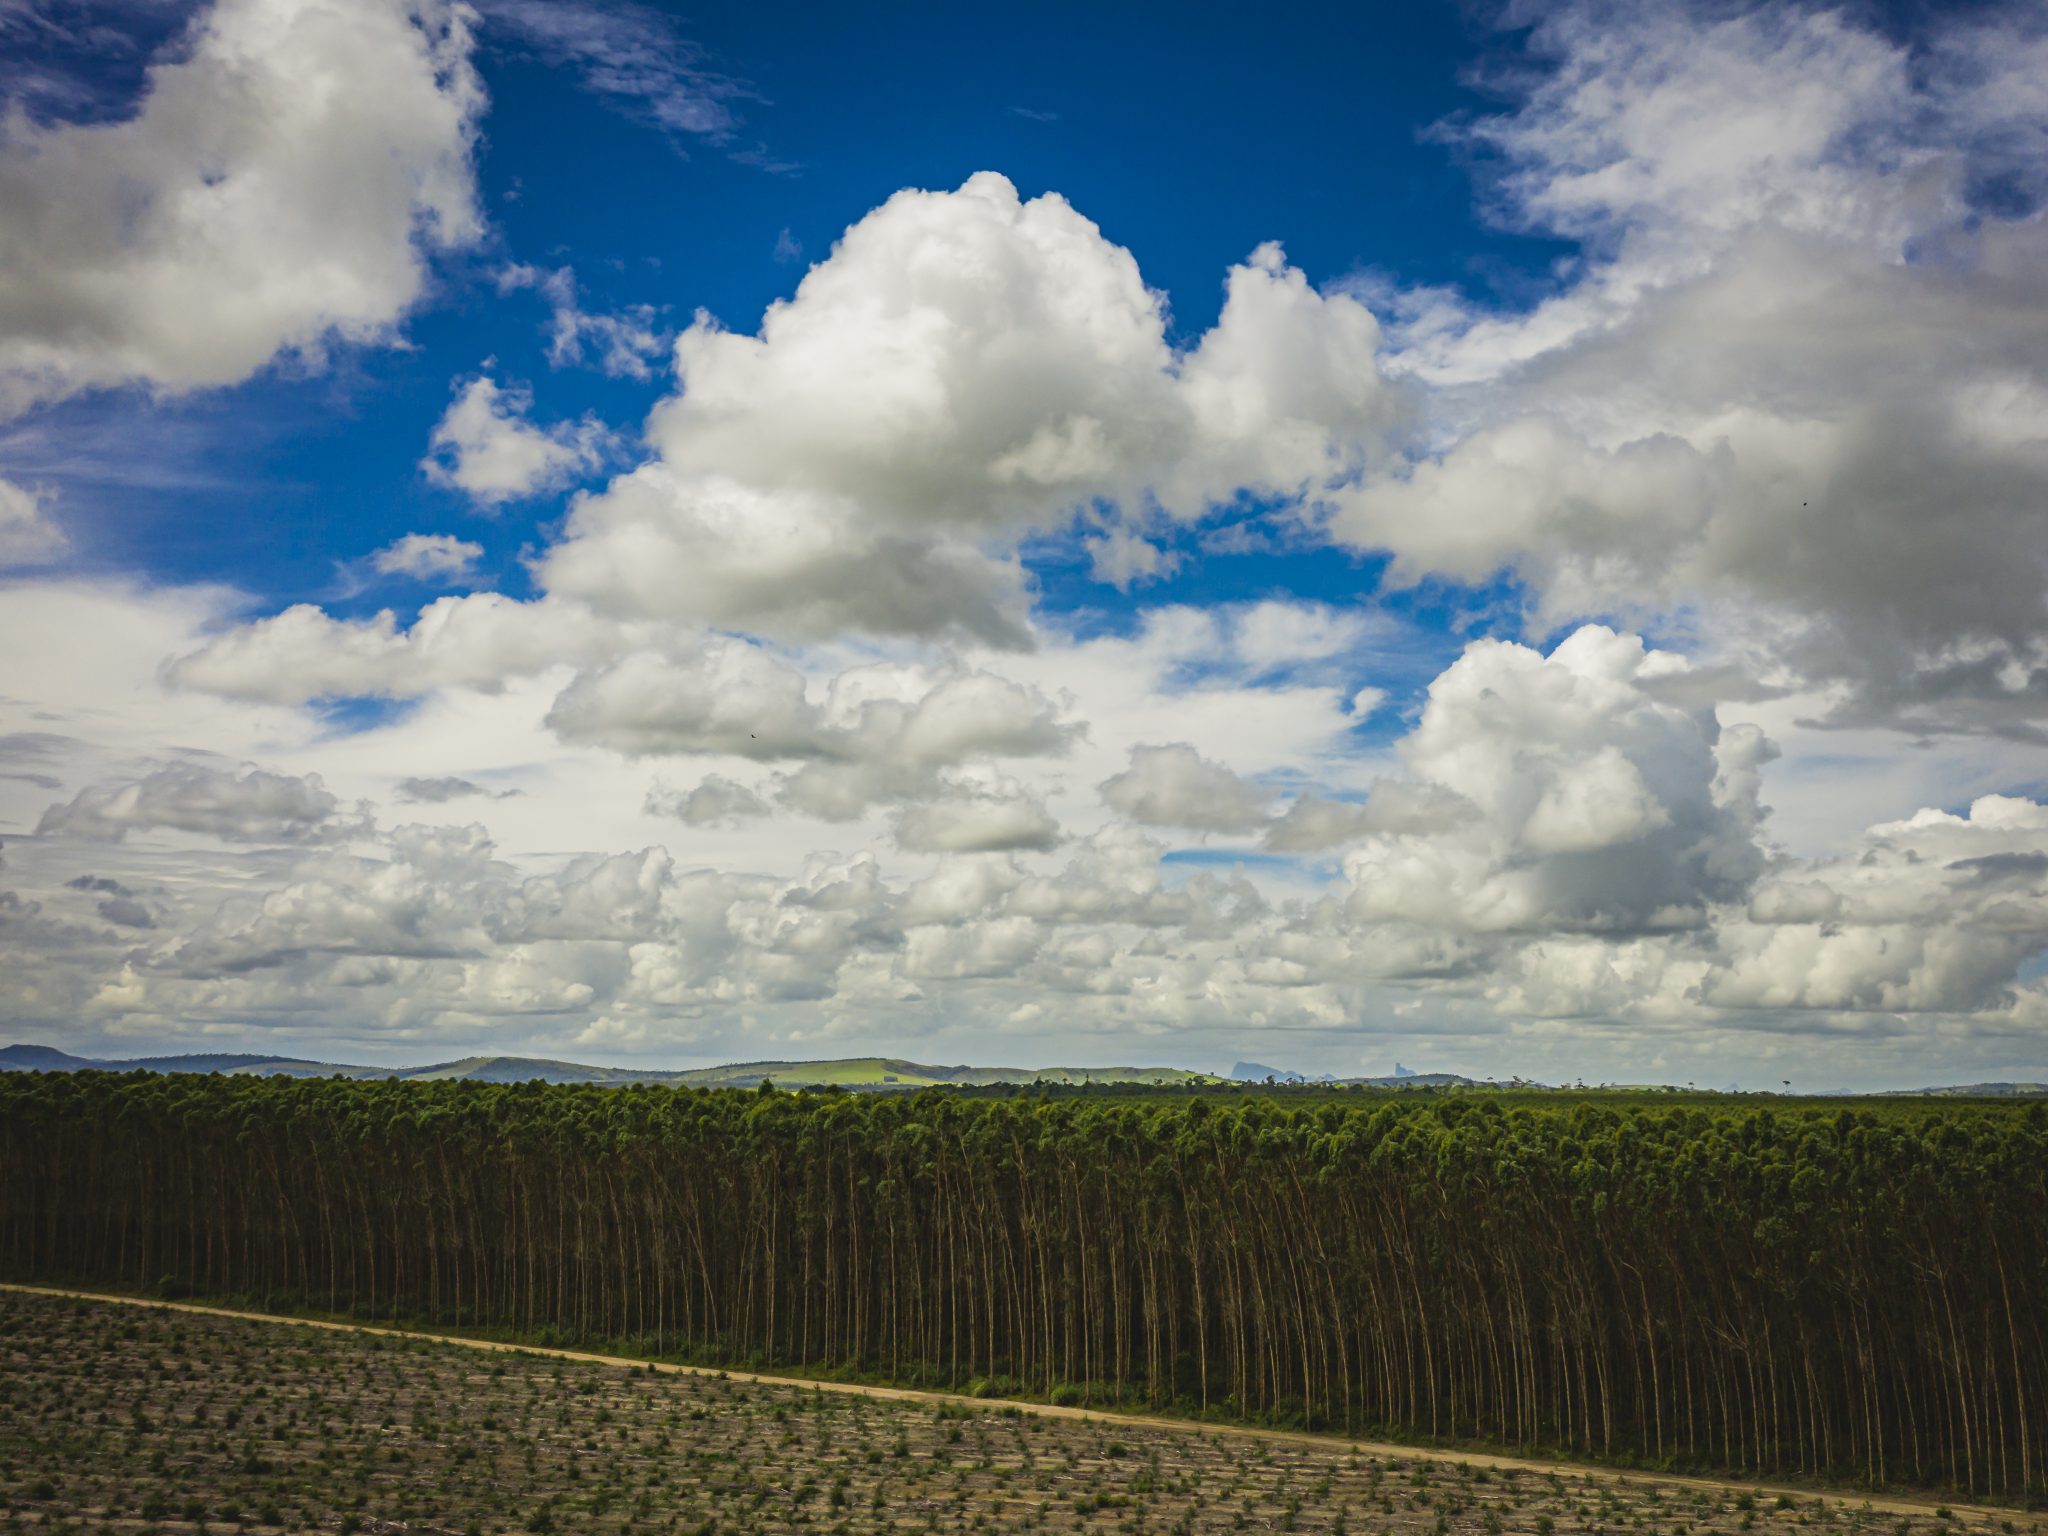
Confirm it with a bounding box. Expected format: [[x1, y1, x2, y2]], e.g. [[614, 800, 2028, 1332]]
[[529, 172, 1403, 647], [644, 177, 1397, 532], [0, 0, 483, 415], [1338, 627, 1765, 935], [1338, 1, 2048, 735]]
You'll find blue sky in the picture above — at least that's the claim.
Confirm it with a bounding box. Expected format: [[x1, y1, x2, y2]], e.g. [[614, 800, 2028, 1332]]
[[2, 0, 2047, 1087]]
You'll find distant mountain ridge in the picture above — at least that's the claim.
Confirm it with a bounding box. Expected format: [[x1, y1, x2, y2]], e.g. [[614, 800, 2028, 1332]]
[[4, 1043, 2040, 1095], [1230, 1061, 1337, 1084]]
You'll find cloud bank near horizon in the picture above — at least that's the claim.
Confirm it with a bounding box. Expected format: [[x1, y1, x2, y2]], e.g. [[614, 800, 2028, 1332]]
[[2, 0, 2047, 1087]]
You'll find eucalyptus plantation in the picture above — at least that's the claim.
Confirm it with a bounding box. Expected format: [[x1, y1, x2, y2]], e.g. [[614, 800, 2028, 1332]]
[[2, 1073, 2041, 1498]]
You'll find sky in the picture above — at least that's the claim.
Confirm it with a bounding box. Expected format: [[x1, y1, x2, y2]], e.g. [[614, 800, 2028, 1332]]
[[2, 0, 2047, 1088]]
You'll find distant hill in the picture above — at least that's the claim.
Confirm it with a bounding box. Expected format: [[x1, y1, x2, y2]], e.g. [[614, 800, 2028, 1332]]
[[0, 1044, 397, 1079], [1888, 1081, 2048, 1097], [0, 1044, 94, 1072], [0, 1043, 1217, 1091]]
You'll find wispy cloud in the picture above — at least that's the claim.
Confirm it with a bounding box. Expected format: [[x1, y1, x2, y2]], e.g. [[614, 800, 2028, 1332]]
[[476, 0, 788, 167], [496, 264, 670, 379], [0, 0, 188, 126]]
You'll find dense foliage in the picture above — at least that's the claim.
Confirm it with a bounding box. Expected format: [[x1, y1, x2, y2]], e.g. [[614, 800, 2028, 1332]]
[[2, 1074, 2042, 1498]]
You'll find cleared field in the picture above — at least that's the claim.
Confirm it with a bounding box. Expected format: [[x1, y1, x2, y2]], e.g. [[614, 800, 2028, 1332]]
[[0, 1290, 2036, 1536]]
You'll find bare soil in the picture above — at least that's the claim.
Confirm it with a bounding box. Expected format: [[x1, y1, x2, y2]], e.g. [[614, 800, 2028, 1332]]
[[0, 1287, 2035, 1536]]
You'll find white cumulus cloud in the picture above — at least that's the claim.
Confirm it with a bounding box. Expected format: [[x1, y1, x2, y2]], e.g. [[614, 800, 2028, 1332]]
[[893, 788, 1062, 853], [36, 762, 364, 845], [547, 646, 1080, 819], [371, 533, 483, 582], [645, 774, 770, 827], [1099, 743, 1273, 834], [424, 376, 613, 507], [1338, 626, 1764, 935]]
